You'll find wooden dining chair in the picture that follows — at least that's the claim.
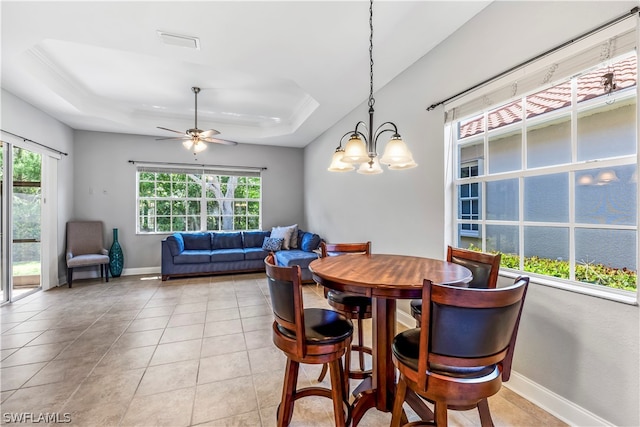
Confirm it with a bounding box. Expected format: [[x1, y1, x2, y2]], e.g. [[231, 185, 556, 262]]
[[316, 241, 373, 383], [410, 245, 501, 324], [264, 253, 353, 427], [391, 276, 529, 427]]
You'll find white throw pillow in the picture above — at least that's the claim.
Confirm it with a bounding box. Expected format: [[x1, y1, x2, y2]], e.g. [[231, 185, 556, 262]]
[[271, 226, 295, 250]]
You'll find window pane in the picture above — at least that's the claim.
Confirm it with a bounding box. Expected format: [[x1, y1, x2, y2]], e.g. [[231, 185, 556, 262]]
[[486, 225, 519, 268], [488, 130, 522, 173], [575, 165, 637, 225], [247, 217, 260, 230], [524, 226, 569, 279], [577, 56, 636, 104], [526, 81, 572, 119], [458, 114, 484, 140], [526, 114, 571, 168], [488, 100, 522, 131], [524, 173, 568, 222], [248, 201, 260, 215], [459, 141, 484, 177], [577, 98, 636, 161], [486, 179, 518, 221]]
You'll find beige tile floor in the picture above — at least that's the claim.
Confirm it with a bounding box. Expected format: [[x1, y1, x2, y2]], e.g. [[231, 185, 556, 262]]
[[0, 273, 567, 426]]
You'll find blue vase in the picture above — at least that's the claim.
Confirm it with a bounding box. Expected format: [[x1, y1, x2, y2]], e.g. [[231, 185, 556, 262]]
[[109, 228, 124, 277]]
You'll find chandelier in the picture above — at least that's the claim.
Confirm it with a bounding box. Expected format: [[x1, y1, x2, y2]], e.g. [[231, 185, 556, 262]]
[[328, 0, 417, 174]]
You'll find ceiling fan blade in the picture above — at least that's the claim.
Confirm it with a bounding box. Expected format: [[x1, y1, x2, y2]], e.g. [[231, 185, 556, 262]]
[[157, 126, 186, 135], [155, 136, 189, 141], [199, 129, 221, 138], [202, 137, 238, 146]]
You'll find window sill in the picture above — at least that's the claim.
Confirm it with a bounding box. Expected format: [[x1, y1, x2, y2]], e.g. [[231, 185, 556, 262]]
[[499, 268, 638, 305]]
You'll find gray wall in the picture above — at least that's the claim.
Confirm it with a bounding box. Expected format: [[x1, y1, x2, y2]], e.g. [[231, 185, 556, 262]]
[[1, 89, 75, 279], [303, 2, 639, 425], [72, 130, 305, 271]]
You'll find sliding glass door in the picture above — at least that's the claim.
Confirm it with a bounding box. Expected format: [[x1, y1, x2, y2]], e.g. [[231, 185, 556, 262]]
[[0, 141, 42, 303]]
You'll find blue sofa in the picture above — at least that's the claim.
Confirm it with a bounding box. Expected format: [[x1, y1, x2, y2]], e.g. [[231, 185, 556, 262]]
[[161, 229, 321, 281]]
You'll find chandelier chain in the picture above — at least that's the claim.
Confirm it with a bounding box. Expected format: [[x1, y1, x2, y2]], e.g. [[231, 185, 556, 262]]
[[368, 0, 375, 108]]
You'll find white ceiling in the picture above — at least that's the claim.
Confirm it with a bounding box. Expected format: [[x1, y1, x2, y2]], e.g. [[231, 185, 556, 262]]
[[1, 1, 491, 148]]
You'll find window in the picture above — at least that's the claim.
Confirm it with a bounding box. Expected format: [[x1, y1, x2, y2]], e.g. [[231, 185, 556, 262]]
[[136, 166, 262, 233], [459, 161, 481, 237], [450, 52, 637, 295]]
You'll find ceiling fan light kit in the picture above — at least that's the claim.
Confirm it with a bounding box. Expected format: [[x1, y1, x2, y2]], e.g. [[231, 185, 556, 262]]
[[156, 86, 238, 155], [328, 0, 417, 174]]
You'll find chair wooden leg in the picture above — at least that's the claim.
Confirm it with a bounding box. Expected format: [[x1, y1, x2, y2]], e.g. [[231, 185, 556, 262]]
[[105, 264, 109, 282], [477, 398, 494, 427], [278, 358, 299, 427], [357, 318, 365, 371], [434, 401, 448, 426], [390, 376, 408, 427], [328, 359, 346, 427], [67, 268, 73, 288], [317, 363, 328, 382]]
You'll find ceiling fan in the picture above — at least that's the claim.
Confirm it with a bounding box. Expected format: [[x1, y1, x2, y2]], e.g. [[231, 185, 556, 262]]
[[156, 86, 238, 152]]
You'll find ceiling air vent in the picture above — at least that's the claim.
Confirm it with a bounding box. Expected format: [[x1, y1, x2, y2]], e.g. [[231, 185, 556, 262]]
[[157, 31, 200, 50]]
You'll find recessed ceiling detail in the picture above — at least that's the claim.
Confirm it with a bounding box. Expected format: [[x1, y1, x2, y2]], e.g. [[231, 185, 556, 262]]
[[1, 1, 491, 147]]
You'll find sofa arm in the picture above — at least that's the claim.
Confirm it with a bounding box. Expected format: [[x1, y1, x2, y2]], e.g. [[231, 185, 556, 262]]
[[165, 234, 185, 256]]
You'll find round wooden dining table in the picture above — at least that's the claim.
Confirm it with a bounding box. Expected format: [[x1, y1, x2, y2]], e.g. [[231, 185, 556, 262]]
[[309, 253, 472, 426]]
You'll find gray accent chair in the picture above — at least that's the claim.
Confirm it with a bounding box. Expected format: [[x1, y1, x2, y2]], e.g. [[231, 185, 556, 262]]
[[66, 221, 110, 288]]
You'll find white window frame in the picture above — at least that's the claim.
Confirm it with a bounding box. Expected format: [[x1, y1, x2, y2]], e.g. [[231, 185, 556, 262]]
[[135, 164, 262, 235], [445, 26, 639, 304]]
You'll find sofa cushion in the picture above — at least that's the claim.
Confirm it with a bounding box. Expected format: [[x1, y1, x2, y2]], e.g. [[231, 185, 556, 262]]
[[166, 234, 185, 256], [243, 230, 271, 248], [183, 233, 212, 250], [262, 237, 284, 251], [210, 248, 245, 262], [174, 250, 211, 264], [275, 250, 319, 270], [212, 232, 243, 249], [244, 247, 270, 261], [301, 232, 321, 252], [271, 226, 296, 250]]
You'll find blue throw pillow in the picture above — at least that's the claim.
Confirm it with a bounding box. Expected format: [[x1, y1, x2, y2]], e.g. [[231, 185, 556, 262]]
[[262, 237, 284, 251], [301, 232, 321, 252]]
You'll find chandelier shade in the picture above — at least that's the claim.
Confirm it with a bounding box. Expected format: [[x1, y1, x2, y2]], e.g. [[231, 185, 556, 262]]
[[328, 0, 416, 175], [342, 135, 370, 164], [328, 148, 356, 172], [357, 157, 383, 174], [378, 136, 411, 165]]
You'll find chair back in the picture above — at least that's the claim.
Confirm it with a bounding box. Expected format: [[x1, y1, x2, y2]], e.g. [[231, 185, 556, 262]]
[[447, 245, 501, 289], [264, 253, 306, 355], [66, 221, 106, 256], [417, 276, 529, 388], [321, 241, 371, 258]]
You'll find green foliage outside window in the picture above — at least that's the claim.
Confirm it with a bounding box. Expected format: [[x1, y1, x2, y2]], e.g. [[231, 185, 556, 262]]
[[468, 244, 636, 292], [137, 169, 261, 233]]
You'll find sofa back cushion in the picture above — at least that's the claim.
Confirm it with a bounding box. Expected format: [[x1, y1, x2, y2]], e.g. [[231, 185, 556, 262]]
[[212, 232, 243, 249], [243, 230, 271, 248], [166, 233, 185, 256], [183, 233, 212, 251]]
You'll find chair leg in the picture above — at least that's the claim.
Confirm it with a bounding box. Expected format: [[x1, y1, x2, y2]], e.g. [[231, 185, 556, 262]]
[[434, 401, 448, 426], [67, 268, 73, 288], [105, 264, 109, 282], [390, 376, 408, 427], [317, 363, 328, 382], [278, 358, 299, 427], [357, 318, 365, 371], [477, 398, 494, 427], [328, 359, 347, 427]]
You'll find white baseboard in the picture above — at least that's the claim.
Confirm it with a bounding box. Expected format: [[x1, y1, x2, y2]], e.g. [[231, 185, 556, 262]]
[[397, 308, 613, 427], [58, 266, 161, 286], [505, 372, 612, 427]]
